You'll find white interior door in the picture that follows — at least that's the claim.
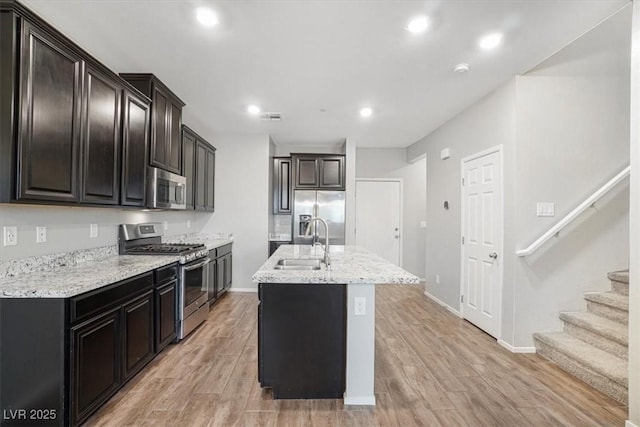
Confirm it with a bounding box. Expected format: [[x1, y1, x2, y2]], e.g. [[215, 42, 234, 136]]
[[355, 180, 401, 266], [461, 148, 503, 338]]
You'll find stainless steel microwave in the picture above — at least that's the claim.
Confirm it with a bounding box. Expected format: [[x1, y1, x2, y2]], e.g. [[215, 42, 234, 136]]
[[147, 167, 186, 209]]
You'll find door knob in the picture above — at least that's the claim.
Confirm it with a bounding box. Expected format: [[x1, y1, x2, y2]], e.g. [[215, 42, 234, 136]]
[[489, 252, 498, 259], [394, 235, 399, 239]]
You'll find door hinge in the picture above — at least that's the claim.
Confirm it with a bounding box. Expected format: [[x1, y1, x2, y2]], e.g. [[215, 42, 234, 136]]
[[461, 295, 464, 303], [462, 177, 465, 186], [461, 236, 464, 244]]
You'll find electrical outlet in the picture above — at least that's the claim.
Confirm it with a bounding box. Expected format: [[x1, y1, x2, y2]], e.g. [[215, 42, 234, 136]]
[[187, 220, 191, 229], [36, 226, 47, 243], [3, 226, 17, 246], [90, 224, 98, 238], [436, 274, 440, 284], [536, 202, 555, 217], [354, 297, 366, 316], [163, 221, 168, 231]]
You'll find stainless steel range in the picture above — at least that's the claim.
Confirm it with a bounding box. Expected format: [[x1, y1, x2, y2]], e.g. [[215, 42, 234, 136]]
[[119, 223, 210, 340]]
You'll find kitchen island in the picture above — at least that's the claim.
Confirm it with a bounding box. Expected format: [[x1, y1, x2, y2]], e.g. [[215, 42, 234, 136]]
[[252, 244, 419, 405]]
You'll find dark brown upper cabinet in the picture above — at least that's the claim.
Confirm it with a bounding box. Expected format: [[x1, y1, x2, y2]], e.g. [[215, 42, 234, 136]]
[[80, 65, 122, 205], [182, 126, 196, 209], [0, 1, 154, 210], [17, 20, 83, 203], [119, 74, 185, 175], [292, 154, 345, 190], [183, 125, 215, 212], [273, 157, 292, 214], [121, 89, 150, 207]]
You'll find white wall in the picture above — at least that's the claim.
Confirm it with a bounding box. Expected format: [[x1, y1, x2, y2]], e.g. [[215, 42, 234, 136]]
[[628, 1, 639, 424], [355, 148, 426, 279], [201, 133, 270, 291], [407, 4, 631, 349], [274, 143, 345, 157], [0, 204, 205, 261]]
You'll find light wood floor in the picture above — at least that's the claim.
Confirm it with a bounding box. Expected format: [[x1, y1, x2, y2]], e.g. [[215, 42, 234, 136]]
[[85, 285, 628, 426]]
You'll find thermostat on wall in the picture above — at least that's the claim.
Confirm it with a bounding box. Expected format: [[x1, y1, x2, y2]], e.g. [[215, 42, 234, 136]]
[[440, 148, 451, 160]]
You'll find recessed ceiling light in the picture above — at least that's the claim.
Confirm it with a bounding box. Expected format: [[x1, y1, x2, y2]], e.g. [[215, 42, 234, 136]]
[[478, 32, 503, 50], [247, 105, 261, 115], [406, 16, 429, 34], [359, 107, 373, 118], [453, 63, 470, 73], [196, 7, 218, 27]]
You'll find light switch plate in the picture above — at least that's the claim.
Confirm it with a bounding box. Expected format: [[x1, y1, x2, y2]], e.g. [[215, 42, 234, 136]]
[[163, 221, 168, 231], [354, 297, 366, 316], [3, 226, 17, 246], [536, 202, 555, 217], [36, 226, 47, 243], [187, 220, 191, 229], [419, 221, 427, 229], [90, 224, 98, 238]]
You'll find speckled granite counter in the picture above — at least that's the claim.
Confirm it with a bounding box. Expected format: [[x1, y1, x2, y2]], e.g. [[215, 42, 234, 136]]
[[252, 244, 419, 284], [0, 234, 234, 298]]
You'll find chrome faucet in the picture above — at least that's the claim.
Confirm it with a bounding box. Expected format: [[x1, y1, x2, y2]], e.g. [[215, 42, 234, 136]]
[[304, 217, 330, 266]]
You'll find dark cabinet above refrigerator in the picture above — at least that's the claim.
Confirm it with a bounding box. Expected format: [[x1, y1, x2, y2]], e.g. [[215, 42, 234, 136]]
[[292, 154, 345, 190]]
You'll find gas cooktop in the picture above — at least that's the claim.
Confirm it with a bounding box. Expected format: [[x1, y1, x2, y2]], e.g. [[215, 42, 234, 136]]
[[124, 243, 206, 255]]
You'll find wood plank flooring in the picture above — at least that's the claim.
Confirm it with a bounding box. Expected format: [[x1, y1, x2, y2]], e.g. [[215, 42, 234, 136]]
[[85, 285, 628, 426]]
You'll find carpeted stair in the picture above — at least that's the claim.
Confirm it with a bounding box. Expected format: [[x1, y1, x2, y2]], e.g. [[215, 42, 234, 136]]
[[533, 270, 628, 404]]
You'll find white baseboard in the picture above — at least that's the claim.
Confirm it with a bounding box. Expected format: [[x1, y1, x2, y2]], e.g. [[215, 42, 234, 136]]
[[423, 290, 462, 317], [228, 287, 258, 293], [344, 395, 376, 406], [626, 420, 639, 427], [497, 339, 536, 354]]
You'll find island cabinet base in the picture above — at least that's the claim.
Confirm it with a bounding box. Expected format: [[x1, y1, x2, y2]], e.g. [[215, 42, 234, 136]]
[[258, 283, 346, 399]]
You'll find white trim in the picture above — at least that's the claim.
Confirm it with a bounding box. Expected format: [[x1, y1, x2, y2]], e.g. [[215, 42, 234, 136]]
[[459, 145, 504, 339], [228, 287, 258, 293], [626, 421, 639, 427], [344, 395, 376, 406], [355, 178, 403, 268], [497, 339, 536, 354], [516, 165, 630, 257], [424, 290, 462, 318]]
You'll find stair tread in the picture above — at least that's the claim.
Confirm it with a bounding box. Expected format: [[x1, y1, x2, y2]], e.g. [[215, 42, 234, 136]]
[[584, 291, 629, 311], [560, 311, 628, 345], [607, 270, 629, 284], [533, 331, 627, 386]]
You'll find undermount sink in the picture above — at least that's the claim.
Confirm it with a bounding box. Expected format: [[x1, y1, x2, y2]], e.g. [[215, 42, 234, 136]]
[[273, 258, 323, 270]]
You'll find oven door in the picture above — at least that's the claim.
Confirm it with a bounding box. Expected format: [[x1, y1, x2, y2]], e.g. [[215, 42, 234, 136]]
[[180, 257, 210, 319]]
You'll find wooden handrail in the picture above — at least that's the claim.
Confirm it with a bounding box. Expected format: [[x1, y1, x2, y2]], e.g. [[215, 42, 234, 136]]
[[516, 165, 630, 257]]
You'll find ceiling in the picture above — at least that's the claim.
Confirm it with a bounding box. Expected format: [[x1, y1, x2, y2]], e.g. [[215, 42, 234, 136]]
[[21, 0, 629, 148]]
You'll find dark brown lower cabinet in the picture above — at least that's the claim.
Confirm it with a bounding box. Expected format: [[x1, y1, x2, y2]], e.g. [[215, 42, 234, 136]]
[[0, 264, 178, 427], [123, 290, 155, 381], [155, 280, 177, 351], [71, 308, 121, 426]]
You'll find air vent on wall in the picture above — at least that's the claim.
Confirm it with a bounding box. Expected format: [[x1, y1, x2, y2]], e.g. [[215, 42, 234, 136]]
[[259, 112, 282, 121]]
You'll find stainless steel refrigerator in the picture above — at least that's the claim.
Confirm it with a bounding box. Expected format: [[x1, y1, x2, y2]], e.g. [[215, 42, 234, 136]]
[[293, 190, 345, 245]]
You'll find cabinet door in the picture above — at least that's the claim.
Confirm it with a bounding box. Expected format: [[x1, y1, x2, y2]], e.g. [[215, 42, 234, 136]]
[[293, 157, 319, 188], [71, 308, 121, 426], [273, 158, 291, 214], [19, 22, 82, 202], [122, 290, 154, 381], [194, 142, 207, 210], [182, 128, 196, 209], [167, 102, 182, 174], [207, 252, 217, 303], [150, 87, 168, 170], [319, 156, 345, 189], [224, 253, 232, 291], [121, 90, 149, 207], [81, 66, 121, 204], [216, 256, 225, 296], [205, 148, 215, 211], [156, 280, 177, 351]]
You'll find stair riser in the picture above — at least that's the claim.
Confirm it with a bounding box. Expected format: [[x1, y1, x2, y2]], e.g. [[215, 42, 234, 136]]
[[534, 339, 627, 404], [586, 301, 628, 324], [610, 280, 629, 296], [562, 323, 628, 360]]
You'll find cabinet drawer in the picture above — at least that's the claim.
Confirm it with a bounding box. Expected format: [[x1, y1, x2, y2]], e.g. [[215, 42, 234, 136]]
[[154, 263, 178, 286], [216, 243, 232, 257], [70, 272, 153, 324]]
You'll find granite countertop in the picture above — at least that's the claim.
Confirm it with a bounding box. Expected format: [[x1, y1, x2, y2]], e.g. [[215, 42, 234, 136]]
[[252, 245, 419, 285], [0, 234, 234, 299]]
